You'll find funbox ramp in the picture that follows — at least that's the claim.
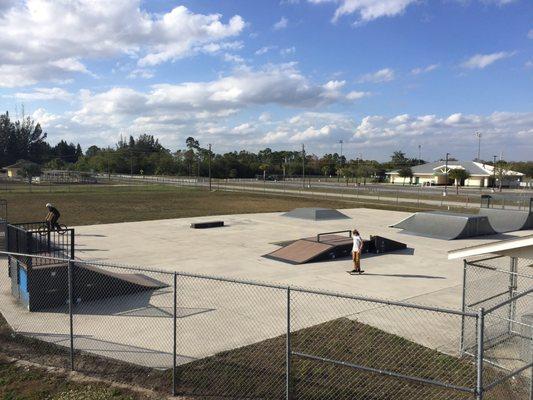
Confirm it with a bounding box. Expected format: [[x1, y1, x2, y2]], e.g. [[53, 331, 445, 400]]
[[10, 258, 167, 311], [264, 234, 406, 265], [390, 211, 497, 240], [478, 208, 533, 233]]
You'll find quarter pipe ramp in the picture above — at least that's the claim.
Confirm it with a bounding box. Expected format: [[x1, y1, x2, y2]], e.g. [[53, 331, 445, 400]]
[[391, 211, 497, 240], [478, 209, 533, 233]]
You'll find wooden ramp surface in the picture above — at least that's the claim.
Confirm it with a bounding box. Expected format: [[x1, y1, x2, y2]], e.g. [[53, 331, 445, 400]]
[[265, 235, 352, 264]]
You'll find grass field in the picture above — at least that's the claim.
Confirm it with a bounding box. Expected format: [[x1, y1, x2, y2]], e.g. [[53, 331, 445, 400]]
[[2, 184, 351, 225], [0, 183, 435, 226]]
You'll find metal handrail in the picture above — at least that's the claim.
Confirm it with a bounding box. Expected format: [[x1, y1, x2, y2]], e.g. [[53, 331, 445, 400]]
[[316, 230, 352, 242]]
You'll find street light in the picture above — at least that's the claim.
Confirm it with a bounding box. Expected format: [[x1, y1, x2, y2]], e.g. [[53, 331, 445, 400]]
[[444, 152, 450, 196], [493, 155, 497, 189], [301, 143, 306, 189], [475, 132, 482, 161], [208, 144, 212, 191]]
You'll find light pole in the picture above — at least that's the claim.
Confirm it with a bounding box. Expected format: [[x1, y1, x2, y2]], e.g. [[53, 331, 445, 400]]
[[339, 140, 343, 163], [493, 155, 497, 189], [475, 132, 482, 161], [418, 144, 421, 165], [444, 152, 450, 195], [208, 144, 212, 191], [301, 144, 306, 189]]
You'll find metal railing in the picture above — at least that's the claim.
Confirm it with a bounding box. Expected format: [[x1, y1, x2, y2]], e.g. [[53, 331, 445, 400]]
[[0, 250, 531, 399]]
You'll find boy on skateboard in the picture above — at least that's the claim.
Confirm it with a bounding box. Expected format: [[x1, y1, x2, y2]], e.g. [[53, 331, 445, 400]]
[[349, 229, 364, 274]]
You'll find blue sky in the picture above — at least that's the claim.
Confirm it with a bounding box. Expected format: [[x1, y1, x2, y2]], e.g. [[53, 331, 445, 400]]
[[0, 0, 532, 161]]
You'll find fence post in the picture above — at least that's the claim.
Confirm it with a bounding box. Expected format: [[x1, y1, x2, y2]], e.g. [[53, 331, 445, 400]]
[[286, 286, 293, 400], [67, 260, 75, 371], [460, 260, 467, 356], [172, 272, 177, 396], [508, 257, 518, 334], [476, 308, 485, 400]]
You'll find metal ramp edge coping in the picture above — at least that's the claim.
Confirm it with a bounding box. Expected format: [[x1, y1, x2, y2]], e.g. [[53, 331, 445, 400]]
[[264, 230, 407, 265]]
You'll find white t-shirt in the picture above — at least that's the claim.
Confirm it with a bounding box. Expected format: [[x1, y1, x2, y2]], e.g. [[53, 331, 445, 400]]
[[352, 235, 363, 253]]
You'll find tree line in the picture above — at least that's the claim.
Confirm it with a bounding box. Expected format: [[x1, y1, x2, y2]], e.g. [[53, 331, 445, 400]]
[[1, 111, 532, 180]]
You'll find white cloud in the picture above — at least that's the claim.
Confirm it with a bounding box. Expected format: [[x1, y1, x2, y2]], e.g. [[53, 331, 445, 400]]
[[352, 111, 533, 154], [0, 1, 245, 86], [11, 87, 72, 101], [274, 16, 289, 30], [461, 51, 514, 69], [232, 123, 255, 134], [256, 46, 277, 55], [290, 125, 332, 141], [280, 46, 296, 56], [358, 68, 395, 83], [69, 64, 360, 134], [308, 0, 417, 23], [411, 64, 439, 75], [346, 90, 371, 100], [525, 60, 533, 69], [528, 29, 533, 39], [127, 69, 155, 79], [259, 112, 272, 122]]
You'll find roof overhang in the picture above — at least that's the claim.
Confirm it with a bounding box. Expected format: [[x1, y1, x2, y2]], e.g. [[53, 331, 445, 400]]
[[448, 234, 533, 260]]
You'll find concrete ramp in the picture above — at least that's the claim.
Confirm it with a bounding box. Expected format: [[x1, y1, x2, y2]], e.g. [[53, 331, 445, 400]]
[[391, 211, 497, 240], [282, 208, 350, 221], [478, 208, 533, 233]]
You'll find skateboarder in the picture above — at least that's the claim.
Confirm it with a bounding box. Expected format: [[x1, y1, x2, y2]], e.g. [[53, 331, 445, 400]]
[[350, 229, 364, 274], [45, 203, 61, 231]]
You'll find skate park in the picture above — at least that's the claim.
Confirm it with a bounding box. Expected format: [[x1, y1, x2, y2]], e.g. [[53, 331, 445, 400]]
[[1, 205, 532, 371]]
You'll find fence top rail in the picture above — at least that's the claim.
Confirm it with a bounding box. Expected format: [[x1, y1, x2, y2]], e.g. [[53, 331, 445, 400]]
[[484, 287, 533, 314], [467, 262, 533, 279], [0, 250, 476, 317]]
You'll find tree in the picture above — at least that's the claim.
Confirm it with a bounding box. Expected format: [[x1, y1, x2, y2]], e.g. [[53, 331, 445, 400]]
[[391, 151, 409, 168], [448, 169, 471, 194], [258, 163, 269, 181], [398, 166, 413, 186], [494, 161, 510, 192], [17, 160, 42, 187]]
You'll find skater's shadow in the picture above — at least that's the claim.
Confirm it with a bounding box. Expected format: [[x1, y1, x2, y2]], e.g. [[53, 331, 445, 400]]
[[359, 273, 445, 279]]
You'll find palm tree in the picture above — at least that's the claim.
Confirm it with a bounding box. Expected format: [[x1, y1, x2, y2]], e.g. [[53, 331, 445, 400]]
[[258, 163, 269, 181], [448, 169, 471, 194]]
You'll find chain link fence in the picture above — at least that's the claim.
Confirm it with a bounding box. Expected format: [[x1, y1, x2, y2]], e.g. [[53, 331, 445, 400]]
[[463, 255, 533, 399], [0, 251, 531, 399]]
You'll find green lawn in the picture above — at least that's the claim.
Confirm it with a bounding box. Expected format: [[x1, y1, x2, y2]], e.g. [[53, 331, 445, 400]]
[[1, 183, 430, 226]]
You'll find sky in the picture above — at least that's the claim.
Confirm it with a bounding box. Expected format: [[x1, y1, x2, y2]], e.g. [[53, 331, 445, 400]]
[[0, 0, 532, 162]]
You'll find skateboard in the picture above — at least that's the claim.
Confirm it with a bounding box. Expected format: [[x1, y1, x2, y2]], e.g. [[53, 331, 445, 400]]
[[347, 270, 365, 275]]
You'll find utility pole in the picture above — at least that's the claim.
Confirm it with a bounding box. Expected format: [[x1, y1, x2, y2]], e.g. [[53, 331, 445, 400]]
[[339, 140, 343, 164], [418, 144, 421, 165], [475, 132, 482, 161], [130, 149, 133, 177], [208, 144, 212, 191], [283, 156, 287, 181], [301, 144, 305, 189], [444, 152, 450, 196]]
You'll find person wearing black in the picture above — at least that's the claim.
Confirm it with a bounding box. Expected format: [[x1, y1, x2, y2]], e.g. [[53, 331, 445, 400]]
[[45, 203, 61, 231]]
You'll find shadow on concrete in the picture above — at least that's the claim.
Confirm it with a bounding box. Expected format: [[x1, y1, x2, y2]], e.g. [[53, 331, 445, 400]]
[[355, 273, 445, 280], [75, 234, 107, 238], [37, 291, 214, 319]]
